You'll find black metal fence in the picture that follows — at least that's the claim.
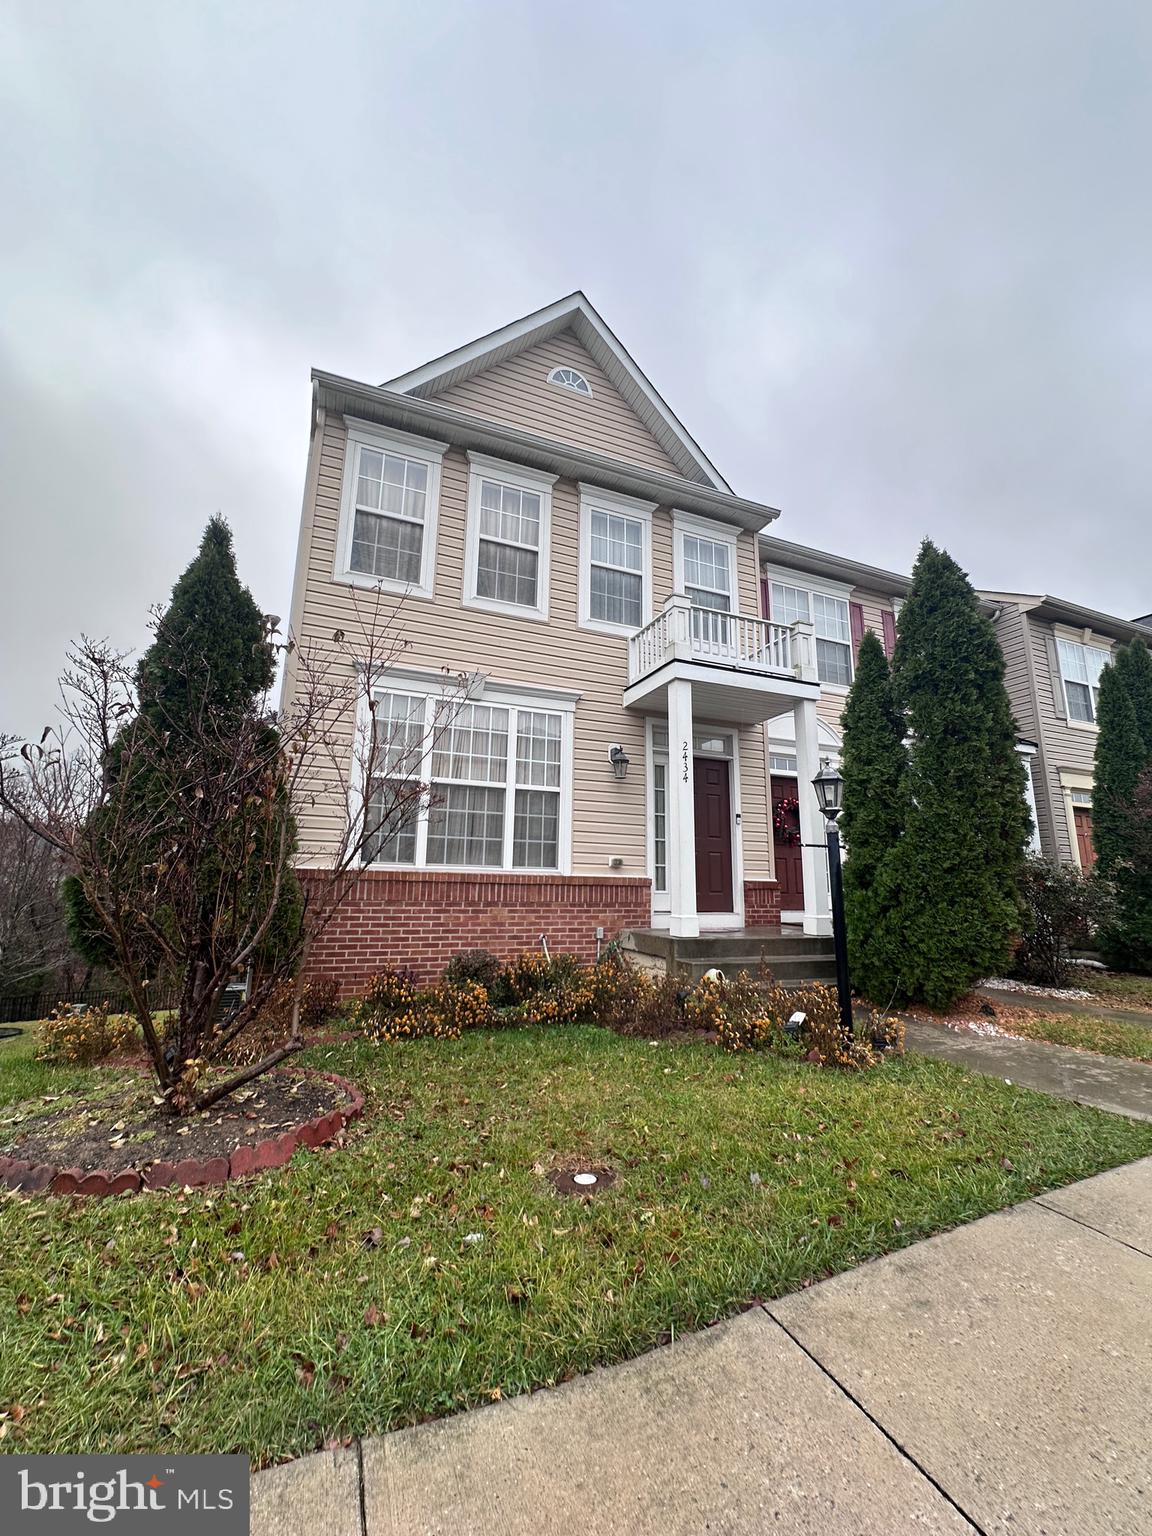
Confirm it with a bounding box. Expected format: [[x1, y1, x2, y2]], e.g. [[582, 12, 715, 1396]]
[[0, 986, 181, 1025]]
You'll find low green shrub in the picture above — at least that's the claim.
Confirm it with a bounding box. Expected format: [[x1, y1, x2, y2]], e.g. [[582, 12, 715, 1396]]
[[442, 949, 503, 993]]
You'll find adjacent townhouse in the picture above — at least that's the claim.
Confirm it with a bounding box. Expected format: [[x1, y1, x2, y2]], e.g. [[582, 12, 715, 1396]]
[[980, 594, 1152, 870], [284, 294, 839, 988]]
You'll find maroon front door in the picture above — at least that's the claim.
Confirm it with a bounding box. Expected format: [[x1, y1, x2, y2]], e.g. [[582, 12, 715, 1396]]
[[694, 757, 733, 913], [772, 779, 805, 907], [1074, 807, 1097, 871]]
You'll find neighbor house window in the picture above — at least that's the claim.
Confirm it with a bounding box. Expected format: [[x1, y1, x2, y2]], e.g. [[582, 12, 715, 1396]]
[[363, 685, 572, 872], [548, 366, 592, 397], [768, 579, 853, 687], [1057, 638, 1110, 724], [336, 422, 446, 599], [579, 486, 654, 633], [464, 453, 556, 620]]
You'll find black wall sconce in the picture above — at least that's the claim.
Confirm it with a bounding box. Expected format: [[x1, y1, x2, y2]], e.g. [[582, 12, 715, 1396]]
[[608, 744, 630, 780]]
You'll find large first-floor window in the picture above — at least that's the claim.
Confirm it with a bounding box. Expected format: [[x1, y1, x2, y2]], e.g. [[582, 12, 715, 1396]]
[[363, 685, 571, 872]]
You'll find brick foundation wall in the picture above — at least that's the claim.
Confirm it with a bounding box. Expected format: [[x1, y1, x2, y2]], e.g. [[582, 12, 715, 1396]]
[[743, 881, 783, 925], [304, 870, 653, 993]]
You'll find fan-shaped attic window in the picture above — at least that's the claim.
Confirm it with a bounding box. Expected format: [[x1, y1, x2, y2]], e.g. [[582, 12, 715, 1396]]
[[547, 366, 593, 397]]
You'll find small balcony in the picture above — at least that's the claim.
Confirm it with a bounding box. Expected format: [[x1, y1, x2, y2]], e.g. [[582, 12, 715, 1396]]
[[623, 595, 820, 723]]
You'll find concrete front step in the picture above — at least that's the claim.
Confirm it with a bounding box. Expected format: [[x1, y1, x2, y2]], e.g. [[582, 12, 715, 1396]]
[[620, 927, 838, 986]]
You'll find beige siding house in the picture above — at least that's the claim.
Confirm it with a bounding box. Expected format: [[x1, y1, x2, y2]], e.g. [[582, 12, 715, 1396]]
[[283, 294, 833, 987], [981, 594, 1152, 869]]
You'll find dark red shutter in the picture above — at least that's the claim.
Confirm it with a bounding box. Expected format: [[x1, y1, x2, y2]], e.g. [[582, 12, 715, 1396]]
[[849, 601, 866, 659], [881, 609, 897, 658], [760, 578, 771, 619]]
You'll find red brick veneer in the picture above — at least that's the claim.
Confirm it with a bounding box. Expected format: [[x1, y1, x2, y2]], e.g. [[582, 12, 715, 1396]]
[[304, 870, 653, 992], [743, 881, 783, 924]]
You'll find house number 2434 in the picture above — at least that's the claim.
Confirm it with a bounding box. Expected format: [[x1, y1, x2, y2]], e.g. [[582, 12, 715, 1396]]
[[682, 742, 690, 783]]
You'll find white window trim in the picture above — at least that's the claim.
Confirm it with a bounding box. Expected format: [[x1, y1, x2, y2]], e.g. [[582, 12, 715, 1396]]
[[463, 451, 557, 622], [356, 677, 575, 876], [333, 418, 448, 600], [672, 510, 740, 607], [1053, 626, 1112, 732], [577, 484, 655, 637], [547, 366, 593, 397], [761, 564, 855, 690]]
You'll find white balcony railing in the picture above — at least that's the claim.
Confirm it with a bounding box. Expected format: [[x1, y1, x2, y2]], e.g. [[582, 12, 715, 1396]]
[[628, 598, 817, 686]]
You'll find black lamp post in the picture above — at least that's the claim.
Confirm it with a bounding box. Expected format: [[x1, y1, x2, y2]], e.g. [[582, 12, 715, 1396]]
[[811, 759, 853, 1040]]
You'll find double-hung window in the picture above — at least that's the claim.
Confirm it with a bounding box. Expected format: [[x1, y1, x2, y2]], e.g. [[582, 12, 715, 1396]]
[[465, 454, 556, 620], [768, 579, 854, 687], [1056, 637, 1110, 723], [337, 422, 446, 598], [364, 686, 572, 872], [674, 517, 738, 652], [578, 486, 654, 633]]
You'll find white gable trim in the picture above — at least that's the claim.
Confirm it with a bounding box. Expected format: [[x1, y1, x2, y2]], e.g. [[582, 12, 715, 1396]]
[[381, 292, 732, 494]]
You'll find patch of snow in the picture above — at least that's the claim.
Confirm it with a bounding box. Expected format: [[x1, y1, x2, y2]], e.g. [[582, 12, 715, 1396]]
[[946, 1018, 1019, 1040], [979, 977, 1093, 1000]]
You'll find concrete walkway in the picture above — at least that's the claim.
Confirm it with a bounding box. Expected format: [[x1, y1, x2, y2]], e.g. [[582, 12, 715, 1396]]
[[251, 1157, 1152, 1536], [904, 1016, 1152, 1121]]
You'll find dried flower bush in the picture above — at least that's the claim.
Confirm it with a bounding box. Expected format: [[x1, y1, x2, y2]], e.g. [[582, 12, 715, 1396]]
[[37, 1001, 138, 1066]]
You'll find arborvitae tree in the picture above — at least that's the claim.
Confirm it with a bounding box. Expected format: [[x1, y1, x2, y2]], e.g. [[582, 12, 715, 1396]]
[[1112, 636, 1152, 754], [1093, 661, 1146, 877], [1094, 644, 1152, 970], [839, 629, 908, 1001], [63, 518, 302, 1013], [865, 541, 1031, 1008]]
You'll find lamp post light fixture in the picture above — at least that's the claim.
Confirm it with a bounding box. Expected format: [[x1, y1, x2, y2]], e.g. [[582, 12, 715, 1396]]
[[608, 744, 630, 781], [811, 758, 854, 1041]]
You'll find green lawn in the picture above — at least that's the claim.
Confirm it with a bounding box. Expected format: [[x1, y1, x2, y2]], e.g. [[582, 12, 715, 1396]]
[[1075, 970, 1152, 1011], [3, 1026, 1151, 1464], [998, 1010, 1152, 1062]]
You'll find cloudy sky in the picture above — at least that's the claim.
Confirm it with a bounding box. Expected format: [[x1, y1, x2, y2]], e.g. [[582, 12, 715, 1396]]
[[2, 0, 1150, 735]]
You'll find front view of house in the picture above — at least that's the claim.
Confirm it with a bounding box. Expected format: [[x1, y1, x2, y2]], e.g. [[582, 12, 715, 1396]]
[[284, 294, 840, 987]]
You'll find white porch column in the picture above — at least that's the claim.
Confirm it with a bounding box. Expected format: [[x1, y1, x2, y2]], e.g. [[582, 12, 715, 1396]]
[[666, 677, 699, 938], [793, 696, 832, 937]]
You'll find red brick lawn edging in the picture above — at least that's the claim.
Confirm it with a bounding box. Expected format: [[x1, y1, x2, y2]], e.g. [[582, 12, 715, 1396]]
[[0, 1070, 365, 1199]]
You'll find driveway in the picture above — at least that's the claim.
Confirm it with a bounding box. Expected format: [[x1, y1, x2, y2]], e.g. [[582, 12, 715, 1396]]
[[251, 1156, 1152, 1535]]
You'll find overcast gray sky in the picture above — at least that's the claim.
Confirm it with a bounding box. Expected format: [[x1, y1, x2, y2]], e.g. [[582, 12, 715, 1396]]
[[3, 0, 1150, 735]]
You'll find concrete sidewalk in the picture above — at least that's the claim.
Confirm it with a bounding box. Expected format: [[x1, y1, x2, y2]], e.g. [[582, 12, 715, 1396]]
[[904, 1016, 1152, 1121], [251, 1157, 1152, 1536]]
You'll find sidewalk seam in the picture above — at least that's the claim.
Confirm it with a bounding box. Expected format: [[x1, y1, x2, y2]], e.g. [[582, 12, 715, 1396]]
[[765, 1310, 988, 1536], [1033, 1196, 1152, 1259], [355, 1437, 367, 1536]]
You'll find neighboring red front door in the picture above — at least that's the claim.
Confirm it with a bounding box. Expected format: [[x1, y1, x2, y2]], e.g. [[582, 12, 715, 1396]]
[[1074, 807, 1096, 871], [772, 779, 805, 907], [694, 757, 733, 913]]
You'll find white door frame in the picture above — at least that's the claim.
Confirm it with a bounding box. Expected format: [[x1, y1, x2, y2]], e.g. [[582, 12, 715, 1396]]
[[646, 715, 744, 931]]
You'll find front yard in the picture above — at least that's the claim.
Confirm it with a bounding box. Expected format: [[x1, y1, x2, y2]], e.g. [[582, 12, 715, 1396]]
[[3, 1024, 1151, 1464]]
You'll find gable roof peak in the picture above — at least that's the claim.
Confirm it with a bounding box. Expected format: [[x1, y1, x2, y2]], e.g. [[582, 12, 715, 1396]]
[[381, 292, 730, 492]]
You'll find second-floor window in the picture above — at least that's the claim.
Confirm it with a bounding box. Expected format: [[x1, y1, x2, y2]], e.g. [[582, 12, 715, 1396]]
[[768, 580, 854, 687], [683, 534, 733, 612], [578, 486, 654, 634], [465, 454, 556, 620], [1057, 637, 1110, 723], [336, 422, 446, 599]]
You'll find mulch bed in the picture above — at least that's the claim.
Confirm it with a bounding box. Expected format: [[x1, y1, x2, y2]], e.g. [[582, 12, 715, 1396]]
[[0, 1068, 364, 1197]]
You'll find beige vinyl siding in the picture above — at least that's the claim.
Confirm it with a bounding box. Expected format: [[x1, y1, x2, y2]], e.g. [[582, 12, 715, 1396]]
[[432, 333, 684, 479], [1026, 615, 1106, 864], [290, 415, 772, 886]]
